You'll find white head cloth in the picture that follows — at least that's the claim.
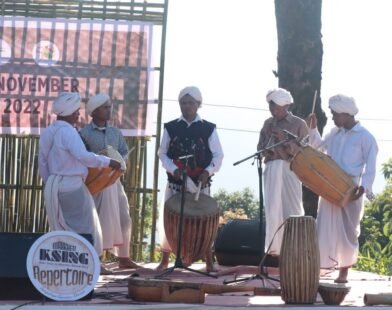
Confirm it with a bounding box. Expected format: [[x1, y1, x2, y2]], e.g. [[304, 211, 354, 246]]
[[86, 93, 110, 116], [328, 94, 358, 116], [52, 92, 81, 116], [178, 86, 203, 103], [266, 88, 293, 106]]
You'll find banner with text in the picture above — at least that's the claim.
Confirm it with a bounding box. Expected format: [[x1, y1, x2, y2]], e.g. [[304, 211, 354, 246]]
[[0, 17, 155, 136]]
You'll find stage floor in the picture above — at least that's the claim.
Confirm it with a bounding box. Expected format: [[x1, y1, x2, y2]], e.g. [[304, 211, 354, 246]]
[[1, 262, 391, 309]]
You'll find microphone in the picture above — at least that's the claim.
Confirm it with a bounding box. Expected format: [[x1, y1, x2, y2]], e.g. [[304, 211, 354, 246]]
[[283, 129, 298, 140]]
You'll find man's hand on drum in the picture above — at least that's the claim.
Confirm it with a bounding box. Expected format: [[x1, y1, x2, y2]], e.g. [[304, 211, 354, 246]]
[[198, 170, 210, 187], [306, 113, 317, 129], [109, 159, 122, 170], [351, 186, 365, 201], [283, 140, 301, 156]]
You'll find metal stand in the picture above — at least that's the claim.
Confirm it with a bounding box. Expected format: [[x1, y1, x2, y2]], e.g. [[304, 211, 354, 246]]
[[155, 155, 217, 279], [224, 142, 291, 285]]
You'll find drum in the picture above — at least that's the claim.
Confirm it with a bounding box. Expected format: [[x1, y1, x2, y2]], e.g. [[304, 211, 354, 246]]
[[290, 146, 357, 207], [280, 216, 320, 304], [318, 282, 350, 305], [128, 277, 255, 303], [128, 277, 204, 303], [164, 192, 219, 267], [85, 146, 126, 195]]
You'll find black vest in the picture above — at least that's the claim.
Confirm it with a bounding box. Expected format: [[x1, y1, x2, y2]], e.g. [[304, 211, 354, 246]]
[[165, 119, 215, 185]]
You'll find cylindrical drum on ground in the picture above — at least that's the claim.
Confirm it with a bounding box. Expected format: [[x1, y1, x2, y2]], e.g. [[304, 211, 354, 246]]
[[280, 216, 320, 304]]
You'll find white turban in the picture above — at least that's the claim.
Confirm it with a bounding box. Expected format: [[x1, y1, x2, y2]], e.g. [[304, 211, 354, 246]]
[[178, 86, 202, 103], [328, 94, 358, 116], [86, 93, 110, 116], [52, 92, 81, 116], [266, 88, 293, 106]]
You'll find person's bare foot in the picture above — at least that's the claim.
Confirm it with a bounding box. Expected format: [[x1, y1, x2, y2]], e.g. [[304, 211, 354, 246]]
[[118, 257, 141, 269], [155, 261, 168, 271], [155, 251, 170, 271], [334, 267, 349, 283], [206, 261, 217, 273], [205, 251, 217, 272]]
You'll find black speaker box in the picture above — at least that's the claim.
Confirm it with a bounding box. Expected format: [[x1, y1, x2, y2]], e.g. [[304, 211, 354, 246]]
[[214, 219, 264, 266], [214, 219, 279, 267], [0, 232, 94, 300]]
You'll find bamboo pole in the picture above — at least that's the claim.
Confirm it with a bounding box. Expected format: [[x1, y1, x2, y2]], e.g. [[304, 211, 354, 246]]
[[364, 293, 392, 306]]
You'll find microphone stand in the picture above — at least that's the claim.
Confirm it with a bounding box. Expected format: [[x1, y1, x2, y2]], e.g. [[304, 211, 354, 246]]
[[155, 154, 217, 279], [224, 140, 291, 285]]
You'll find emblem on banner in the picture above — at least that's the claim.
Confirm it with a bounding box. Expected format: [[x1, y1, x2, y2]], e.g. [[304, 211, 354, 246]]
[[32, 40, 60, 67]]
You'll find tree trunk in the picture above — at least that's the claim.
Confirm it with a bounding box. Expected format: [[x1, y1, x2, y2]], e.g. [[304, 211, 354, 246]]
[[274, 0, 326, 217]]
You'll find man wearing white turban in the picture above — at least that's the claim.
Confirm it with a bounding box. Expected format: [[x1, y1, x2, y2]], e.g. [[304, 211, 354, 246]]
[[38, 92, 122, 272], [308, 94, 378, 283], [80, 93, 140, 271], [257, 88, 308, 255], [156, 86, 224, 271]]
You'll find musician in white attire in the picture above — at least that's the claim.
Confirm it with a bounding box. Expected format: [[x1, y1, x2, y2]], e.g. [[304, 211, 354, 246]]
[[257, 88, 308, 256], [38, 92, 121, 258], [307, 94, 378, 283], [80, 93, 140, 271], [156, 86, 224, 271]]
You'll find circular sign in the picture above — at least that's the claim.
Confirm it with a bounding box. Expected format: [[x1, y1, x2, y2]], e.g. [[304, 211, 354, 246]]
[[32, 40, 60, 66], [26, 231, 100, 301]]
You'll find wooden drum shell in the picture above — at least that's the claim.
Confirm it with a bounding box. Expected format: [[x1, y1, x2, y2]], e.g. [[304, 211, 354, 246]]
[[164, 192, 219, 267], [85, 167, 122, 195], [280, 216, 320, 304], [85, 146, 125, 195], [290, 146, 356, 207]]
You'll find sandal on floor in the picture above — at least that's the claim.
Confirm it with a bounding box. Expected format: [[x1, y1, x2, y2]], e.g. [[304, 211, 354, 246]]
[[118, 258, 141, 269], [334, 279, 348, 284], [100, 265, 113, 275]]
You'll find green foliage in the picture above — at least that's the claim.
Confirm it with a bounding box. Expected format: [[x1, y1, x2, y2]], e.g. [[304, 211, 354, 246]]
[[357, 159, 392, 275], [213, 187, 260, 221], [140, 193, 153, 241], [356, 254, 392, 276], [221, 208, 248, 223], [382, 158, 392, 181]]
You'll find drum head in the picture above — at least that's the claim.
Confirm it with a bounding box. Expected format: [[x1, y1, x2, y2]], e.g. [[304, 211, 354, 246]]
[[165, 192, 218, 216], [102, 146, 126, 170]]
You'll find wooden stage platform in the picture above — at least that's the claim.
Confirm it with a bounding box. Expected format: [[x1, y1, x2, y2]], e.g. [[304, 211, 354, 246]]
[[0, 262, 391, 309]]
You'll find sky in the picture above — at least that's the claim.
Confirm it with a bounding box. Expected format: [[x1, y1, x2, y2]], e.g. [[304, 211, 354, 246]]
[[149, 0, 392, 203]]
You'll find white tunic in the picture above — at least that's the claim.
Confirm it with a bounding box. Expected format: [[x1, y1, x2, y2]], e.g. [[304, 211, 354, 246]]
[[309, 123, 378, 268], [263, 160, 304, 255], [93, 180, 132, 257], [79, 122, 132, 258], [39, 120, 110, 255]]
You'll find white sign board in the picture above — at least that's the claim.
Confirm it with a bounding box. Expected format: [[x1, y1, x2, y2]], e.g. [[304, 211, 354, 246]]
[[26, 231, 100, 301]]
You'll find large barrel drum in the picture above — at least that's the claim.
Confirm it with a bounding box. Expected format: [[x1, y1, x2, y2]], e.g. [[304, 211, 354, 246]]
[[290, 146, 356, 207], [164, 192, 219, 267], [280, 216, 320, 304]]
